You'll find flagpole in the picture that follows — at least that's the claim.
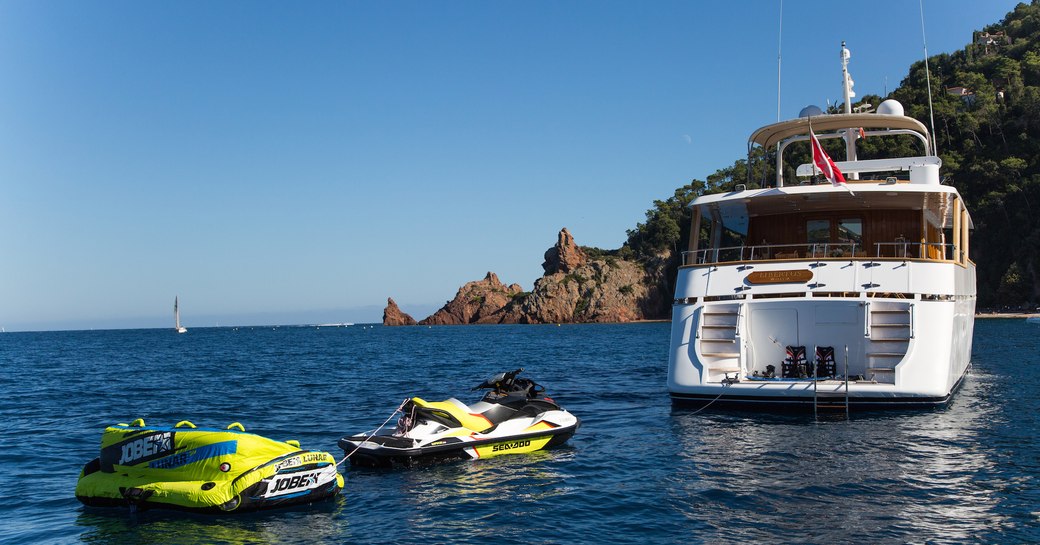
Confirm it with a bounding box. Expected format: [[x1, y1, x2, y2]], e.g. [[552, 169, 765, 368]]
[[809, 115, 856, 197], [809, 116, 819, 179]]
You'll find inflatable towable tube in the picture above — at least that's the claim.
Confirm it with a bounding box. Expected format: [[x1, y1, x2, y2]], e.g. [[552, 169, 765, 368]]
[[76, 419, 343, 513]]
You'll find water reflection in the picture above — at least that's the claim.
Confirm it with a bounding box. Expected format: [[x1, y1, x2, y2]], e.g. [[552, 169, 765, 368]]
[[74, 497, 345, 545], [666, 375, 1009, 543], [347, 450, 576, 541]]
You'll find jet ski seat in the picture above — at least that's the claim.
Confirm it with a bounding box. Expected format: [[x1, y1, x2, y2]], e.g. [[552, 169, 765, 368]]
[[410, 397, 493, 433]]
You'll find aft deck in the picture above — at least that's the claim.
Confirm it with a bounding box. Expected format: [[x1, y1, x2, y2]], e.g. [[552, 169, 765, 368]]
[[683, 182, 973, 272]]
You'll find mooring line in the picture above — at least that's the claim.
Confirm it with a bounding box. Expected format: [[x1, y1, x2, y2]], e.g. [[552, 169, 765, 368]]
[[684, 381, 732, 416]]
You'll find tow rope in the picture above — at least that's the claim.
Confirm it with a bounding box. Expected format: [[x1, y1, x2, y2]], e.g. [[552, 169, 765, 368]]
[[336, 399, 409, 467], [683, 380, 733, 416]]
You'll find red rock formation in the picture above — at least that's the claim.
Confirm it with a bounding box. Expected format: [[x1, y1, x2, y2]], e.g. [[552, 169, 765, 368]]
[[383, 297, 417, 326], [542, 227, 588, 275], [499, 257, 660, 324], [419, 272, 525, 325], [398, 228, 671, 326]]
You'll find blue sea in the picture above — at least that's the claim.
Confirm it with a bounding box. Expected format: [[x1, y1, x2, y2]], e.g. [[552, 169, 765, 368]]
[[1, 320, 1038, 544]]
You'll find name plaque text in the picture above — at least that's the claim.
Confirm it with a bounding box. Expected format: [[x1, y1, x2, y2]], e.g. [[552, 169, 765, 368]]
[[745, 270, 813, 284]]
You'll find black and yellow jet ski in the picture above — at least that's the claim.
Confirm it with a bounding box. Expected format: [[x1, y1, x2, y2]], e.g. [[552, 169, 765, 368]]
[[339, 368, 579, 468], [76, 419, 343, 513]]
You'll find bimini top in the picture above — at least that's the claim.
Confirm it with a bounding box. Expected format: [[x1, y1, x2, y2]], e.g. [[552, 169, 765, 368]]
[[749, 113, 930, 149]]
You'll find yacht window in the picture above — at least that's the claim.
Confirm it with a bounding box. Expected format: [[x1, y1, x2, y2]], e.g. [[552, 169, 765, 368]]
[[806, 218, 863, 244], [707, 218, 747, 249], [838, 218, 862, 244], [705, 216, 748, 263], [720, 226, 746, 248], [807, 220, 830, 243]]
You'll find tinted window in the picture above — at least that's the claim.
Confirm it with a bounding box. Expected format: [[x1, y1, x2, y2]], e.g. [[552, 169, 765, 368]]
[[838, 218, 862, 244], [807, 219, 830, 243]]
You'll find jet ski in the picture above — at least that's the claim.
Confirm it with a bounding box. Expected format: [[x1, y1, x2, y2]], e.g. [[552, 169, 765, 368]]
[[339, 368, 579, 468], [76, 419, 343, 513]]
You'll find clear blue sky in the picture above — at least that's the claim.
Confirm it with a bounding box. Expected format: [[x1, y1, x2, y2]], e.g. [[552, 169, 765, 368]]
[[0, 0, 1021, 331]]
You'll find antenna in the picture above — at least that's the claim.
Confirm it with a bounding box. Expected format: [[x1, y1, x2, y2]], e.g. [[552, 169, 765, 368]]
[[840, 41, 854, 115], [920, 0, 938, 155], [776, 0, 783, 122], [840, 42, 858, 174]]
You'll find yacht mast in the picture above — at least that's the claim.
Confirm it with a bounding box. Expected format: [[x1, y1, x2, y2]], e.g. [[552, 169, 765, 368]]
[[841, 42, 859, 178]]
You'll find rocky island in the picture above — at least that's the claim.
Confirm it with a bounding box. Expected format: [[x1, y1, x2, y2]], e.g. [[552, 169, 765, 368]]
[[383, 228, 672, 325]]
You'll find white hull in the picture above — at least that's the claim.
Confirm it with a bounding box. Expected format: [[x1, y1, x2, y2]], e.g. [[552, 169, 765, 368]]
[[667, 258, 976, 409]]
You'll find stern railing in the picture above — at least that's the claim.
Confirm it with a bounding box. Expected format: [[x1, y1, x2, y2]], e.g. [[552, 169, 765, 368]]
[[684, 242, 954, 266]]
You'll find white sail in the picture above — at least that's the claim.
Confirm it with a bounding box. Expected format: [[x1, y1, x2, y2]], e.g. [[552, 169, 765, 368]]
[[174, 296, 187, 333]]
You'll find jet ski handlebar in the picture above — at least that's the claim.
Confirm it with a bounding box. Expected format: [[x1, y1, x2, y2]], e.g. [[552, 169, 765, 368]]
[[472, 368, 523, 390], [473, 368, 542, 397]]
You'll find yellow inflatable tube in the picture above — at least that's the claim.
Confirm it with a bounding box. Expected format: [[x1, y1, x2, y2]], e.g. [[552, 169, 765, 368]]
[[76, 420, 343, 513]]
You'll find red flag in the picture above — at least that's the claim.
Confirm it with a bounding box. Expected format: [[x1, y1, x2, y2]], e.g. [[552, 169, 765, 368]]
[[810, 130, 847, 186]]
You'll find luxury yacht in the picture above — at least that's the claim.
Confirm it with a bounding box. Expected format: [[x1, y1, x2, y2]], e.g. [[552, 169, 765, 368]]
[[668, 45, 976, 411]]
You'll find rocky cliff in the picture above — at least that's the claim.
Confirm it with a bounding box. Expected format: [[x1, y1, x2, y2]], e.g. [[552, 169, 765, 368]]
[[542, 227, 588, 275], [419, 272, 525, 325], [497, 255, 664, 323], [382, 297, 417, 326], [383, 228, 671, 325]]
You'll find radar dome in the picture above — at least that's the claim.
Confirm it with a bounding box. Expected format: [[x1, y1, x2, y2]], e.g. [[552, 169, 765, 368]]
[[799, 105, 825, 118], [876, 99, 904, 116]]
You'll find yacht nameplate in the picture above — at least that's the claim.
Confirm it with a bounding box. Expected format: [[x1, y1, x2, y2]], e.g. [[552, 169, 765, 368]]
[[745, 270, 813, 284]]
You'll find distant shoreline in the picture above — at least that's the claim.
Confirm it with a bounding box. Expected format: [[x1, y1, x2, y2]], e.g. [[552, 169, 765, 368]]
[[976, 313, 1039, 319]]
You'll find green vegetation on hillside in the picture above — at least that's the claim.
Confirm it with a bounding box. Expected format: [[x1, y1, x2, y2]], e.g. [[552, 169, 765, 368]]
[[619, 1, 1040, 309]]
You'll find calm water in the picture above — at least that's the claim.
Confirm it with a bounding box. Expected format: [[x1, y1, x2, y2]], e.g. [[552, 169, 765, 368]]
[[1, 321, 1038, 544]]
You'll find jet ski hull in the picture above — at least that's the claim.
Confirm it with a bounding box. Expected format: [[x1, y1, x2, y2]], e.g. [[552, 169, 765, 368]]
[[76, 420, 344, 513], [341, 369, 580, 468], [340, 420, 579, 468]]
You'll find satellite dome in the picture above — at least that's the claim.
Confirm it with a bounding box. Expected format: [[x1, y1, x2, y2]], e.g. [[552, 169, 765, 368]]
[[798, 105, 825, 118], [876, 99, 905, 116]]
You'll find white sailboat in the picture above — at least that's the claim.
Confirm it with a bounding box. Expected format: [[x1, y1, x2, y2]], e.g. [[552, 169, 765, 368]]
[[174, 296, 188, 334]]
